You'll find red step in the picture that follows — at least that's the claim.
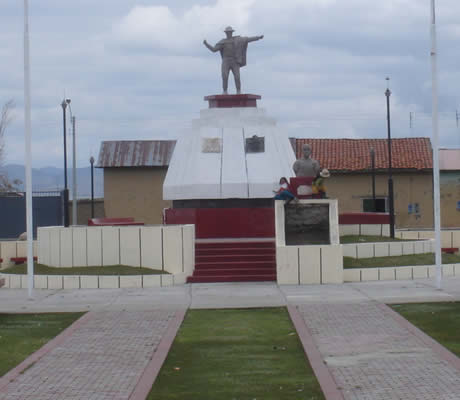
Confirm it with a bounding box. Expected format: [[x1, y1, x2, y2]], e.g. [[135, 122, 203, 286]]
[[196, 247, 275, 256], [196, 254, 275, 263], [196, 241, 275, 249], [187, 274, 276, 283], [193, 268, 275, 277], [195, 261, 275, 269]]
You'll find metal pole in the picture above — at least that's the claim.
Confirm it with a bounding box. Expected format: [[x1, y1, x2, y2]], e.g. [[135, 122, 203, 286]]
[[24, 0, 34, 298], [370, 148, 376, 212], [430, 0, 442, 289], [61, 99, 69, 227], [385, 80, 395, 238], [90, 156, 95, 218], [72, 116, 77, 225]]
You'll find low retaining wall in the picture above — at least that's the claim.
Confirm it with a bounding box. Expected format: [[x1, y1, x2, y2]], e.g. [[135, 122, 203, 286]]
[[339, 224, 390, 237], [0, 273, 181, 289], [37, 225, 195, 277], [342, 239, 434, 259], [344, 264, 460, 282], [396, 230, 460, 248], [0, 241, 38, 269]]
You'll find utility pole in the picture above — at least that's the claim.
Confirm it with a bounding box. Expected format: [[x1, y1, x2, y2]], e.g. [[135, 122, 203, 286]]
[[72, 116, 77, 225], [61, 99, 70, 227], [385, 78, 395, 238]]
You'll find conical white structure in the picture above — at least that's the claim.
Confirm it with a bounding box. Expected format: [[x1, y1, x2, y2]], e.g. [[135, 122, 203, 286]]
[[164, 95, 295, 200]]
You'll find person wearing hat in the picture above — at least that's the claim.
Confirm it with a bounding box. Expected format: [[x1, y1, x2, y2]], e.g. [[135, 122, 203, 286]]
[[312, 169, 330, 198], [203, 27, 264, 94]]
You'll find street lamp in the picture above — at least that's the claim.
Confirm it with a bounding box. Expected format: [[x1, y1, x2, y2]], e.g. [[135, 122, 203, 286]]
[[385, 78, 395, 238], [89, 156, 95, 219], [61, 98, 70, 227]]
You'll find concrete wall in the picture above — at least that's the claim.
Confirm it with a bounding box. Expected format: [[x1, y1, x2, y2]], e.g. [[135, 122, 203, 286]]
[[396, 229, 460, 248], [342, 239, 434, 259], [0, 241, 38, 269], [440, 171, 460, 227], [327, 172, 434, 229], [37, 225, 194, 282], [103, 167, 171, 225], [69, 198, 105, 225]]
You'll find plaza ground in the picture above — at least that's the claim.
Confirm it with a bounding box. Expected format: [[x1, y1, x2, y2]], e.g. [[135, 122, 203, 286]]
[[0, 277, 459, 399]]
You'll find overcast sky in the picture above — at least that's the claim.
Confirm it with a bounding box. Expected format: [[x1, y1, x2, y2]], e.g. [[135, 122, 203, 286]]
[[1, 0, 460, 168]]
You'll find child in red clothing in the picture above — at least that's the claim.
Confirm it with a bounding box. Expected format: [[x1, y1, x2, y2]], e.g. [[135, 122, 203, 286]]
[[274, 177, 296, 204]]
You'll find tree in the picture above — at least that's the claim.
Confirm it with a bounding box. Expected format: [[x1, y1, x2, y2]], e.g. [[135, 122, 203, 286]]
[[0, 99, 21, 192]]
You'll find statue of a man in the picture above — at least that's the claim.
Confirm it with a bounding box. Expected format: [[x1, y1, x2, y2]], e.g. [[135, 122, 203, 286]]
[[293, 144, 321, 177], [203, 26, 264, 95]]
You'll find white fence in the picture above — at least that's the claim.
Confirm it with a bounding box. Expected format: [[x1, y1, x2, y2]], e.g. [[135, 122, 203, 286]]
[[0, 241, 38, 269]]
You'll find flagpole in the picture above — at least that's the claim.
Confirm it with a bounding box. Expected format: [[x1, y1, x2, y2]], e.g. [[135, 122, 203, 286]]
[[24, 0, 34, 298], [430, 0, 442, 289]]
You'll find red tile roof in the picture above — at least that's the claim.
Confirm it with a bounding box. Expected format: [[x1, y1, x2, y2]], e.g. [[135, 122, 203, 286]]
[[296, 138, 432, 171]]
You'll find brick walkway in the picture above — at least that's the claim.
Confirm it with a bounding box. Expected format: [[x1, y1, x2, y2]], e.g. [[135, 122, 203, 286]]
[[0, 310, 176, 400], [296, 302, 460, 400]]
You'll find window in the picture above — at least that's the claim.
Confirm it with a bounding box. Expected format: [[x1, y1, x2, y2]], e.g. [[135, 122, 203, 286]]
[[362, 198, 387, 213]]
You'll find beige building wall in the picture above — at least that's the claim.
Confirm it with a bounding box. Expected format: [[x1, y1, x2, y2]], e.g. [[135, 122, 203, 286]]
[[440, 172, 460, 228], [69, 199, 105, 225], [326, 172, 434, 229], [103, 167, 171, 224]]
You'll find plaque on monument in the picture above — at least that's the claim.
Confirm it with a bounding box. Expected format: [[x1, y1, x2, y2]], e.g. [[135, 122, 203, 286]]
[[245, 135, 265, 153], [284, 203, 330, 245], [202, 138, 222, 153]]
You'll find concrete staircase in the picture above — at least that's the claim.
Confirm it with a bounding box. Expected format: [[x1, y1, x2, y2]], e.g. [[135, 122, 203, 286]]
[[186, 241, 276, 283]]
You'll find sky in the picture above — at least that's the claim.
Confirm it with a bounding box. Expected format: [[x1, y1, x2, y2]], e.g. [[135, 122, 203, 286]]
[[1, 0, 460, 168]]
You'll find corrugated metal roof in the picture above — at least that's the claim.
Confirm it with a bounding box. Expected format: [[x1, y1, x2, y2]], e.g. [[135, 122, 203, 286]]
[[439, 149, 460, 170], [97, 140, 176, 167], [296, 138, 433, 171]]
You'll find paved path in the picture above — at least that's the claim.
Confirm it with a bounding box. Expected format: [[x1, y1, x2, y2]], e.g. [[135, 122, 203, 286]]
[[0, 310, 177, 400]]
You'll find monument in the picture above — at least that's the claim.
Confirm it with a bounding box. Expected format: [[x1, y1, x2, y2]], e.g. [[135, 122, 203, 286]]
[[203, 26, 264, 94], [293, 144, 320, 178]]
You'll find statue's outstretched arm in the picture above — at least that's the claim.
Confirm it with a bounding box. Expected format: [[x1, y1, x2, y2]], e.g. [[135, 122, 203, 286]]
[[247, 35, 264, 43], [203, 40, 220, 52]]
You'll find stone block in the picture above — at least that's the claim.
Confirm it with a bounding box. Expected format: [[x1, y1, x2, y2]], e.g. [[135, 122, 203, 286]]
[[143, 275, 161, 288], [38, 228, 51, 265], [9, 274, 21, 288], [395, 231, 404, 239], [173, 273, 188, 285], [388, 242, 403, 256], [163, 225, 183, 275], [72, 227, 87, 267], [63, 276, 80, 289], [99, 276, 119, 289], [276, 246, 299, 285], [80, 275, 98, 289], [442, 264, 454, 277], [381, 225, 390, 237], [48, 275, 63, 289], [34, 275, 48, 289], [342, 244, 357, 258], [419, 231, 435, 240], [102, 227, 120, 266], [428, 266, 440, 278], [21, 275, 28, 288], [402, 242, 415, 255], [343, 269, 361, 282], [356, 243, 374, 259], [379, 268, 395, 281], [423, 240, 434, 253], [360, 224, 381, 236], [182, 225, 195, 276], [59, 228, 73, 267], [16, 242, 27, 257], [120, 275, 142, 288], [339, 224, 359, 236], [119, 227, 141, 267], [414, 241, 425, 255], [374, 242, 389, 258], [395, 267, 412, 280], [361, 268, 379, 281], [0, 274, 9, 288], [87, 227, 102, 266], [140, 226, 163, 270], [0, 242, 17, 269], [412, 265, 428, 279], [298, 246, 320, 284], [455, 264, 460, 276], [452, 231, 460, 248], [47, 229, 60, 267], [321, 244, 343, 284], [441, 231, 452, 248], [161, 274, 174, 287], [400, 231, 419, 240]]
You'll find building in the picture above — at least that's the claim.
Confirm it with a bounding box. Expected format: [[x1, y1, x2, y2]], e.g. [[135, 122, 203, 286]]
[[97, 140, 175, 224], [296, 138, 434, 228], [439, 148, 460, 227]]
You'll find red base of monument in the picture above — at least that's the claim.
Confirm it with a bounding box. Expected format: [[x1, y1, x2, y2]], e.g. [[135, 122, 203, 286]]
[[204, 94, 261, 108]]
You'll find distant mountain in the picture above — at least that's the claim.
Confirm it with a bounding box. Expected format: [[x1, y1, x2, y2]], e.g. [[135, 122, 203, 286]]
[[0, 164, 104, 199]]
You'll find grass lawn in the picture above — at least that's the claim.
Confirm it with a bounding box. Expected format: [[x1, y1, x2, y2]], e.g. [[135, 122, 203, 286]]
[[0, 312, 84, 377], [149, 308, 324, 400], [340, 235, 406, 243], [1, 263, 166, 275], [344, 252, 460, 269], [391, 302, 460, 357]]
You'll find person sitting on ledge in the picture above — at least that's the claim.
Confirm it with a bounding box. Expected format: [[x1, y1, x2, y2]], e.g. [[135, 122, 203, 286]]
[[274, 177, 297, 204], [312, 169, 330, 198]]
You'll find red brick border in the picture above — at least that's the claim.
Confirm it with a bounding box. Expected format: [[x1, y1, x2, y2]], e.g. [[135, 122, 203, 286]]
[[129, 309, 186, 400], [0, 311, 93, 392], [377, 303, 460, 371], [287, 305, 345, 400]]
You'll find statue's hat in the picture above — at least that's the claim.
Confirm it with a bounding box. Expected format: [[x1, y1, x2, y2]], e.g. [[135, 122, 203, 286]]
[[224, 26, 235, 32]]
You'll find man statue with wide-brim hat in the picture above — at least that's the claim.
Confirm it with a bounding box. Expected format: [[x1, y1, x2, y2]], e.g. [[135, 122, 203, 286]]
[[203, 26, 264, 94]]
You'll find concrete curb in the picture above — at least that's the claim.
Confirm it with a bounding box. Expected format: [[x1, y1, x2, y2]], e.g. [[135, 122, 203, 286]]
[[377, 303, 460, 371], [0, 311, 93, 392], [287, 304, 345, 400], [128, 309, 187, 400]]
